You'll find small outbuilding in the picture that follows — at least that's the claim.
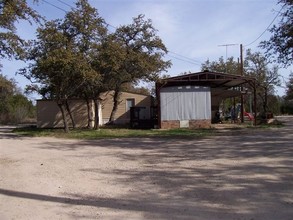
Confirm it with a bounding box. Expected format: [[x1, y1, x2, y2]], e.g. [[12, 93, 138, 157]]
[[37, 91, 153, 128], [156, 70, 256, 129]]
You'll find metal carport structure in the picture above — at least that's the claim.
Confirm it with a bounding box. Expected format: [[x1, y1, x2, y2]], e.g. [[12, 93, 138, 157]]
[[156, 70, 256, 128]]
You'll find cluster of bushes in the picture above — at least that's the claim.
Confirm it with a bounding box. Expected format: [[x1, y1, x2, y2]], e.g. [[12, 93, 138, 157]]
[[280, 101, 293, 115], [0, 75, 36, 124]]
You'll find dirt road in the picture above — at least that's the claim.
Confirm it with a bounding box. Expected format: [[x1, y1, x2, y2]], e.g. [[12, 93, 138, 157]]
[[0, 117, 292, 220]]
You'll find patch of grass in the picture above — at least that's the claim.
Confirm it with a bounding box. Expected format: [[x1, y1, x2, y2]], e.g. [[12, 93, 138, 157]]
[[14, 120, 285, 140], [247, 124, 284, 129], [13, 127, 66, 137], [246, 119, 284, 129], [13, 127, 215, 139]]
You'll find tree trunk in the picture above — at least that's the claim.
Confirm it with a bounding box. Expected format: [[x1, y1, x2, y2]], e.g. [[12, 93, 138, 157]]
[[109, 87, 121, 124], [86, 99, 94, 129], [93, 99, 100, 130], [57, 102, 69, 133], [264, 87, 268, 120], [65, 99, 76, 129]]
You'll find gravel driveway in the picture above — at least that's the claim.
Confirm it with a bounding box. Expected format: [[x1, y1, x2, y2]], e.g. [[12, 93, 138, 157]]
[[0, 117, 293, 220]]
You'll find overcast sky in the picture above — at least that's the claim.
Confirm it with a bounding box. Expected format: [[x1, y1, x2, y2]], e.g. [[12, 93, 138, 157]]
[[2, 0, 292, 98]]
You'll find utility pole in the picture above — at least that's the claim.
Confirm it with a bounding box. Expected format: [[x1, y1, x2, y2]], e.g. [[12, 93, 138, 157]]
[[240, 44, 243, 76], [218, 43, 238, 123], [240, 44, 244, 123], [218, 43, 238, 73]]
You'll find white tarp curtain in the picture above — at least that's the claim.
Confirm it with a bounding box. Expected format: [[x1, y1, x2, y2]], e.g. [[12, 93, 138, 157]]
[[160, 86, 211, 120]]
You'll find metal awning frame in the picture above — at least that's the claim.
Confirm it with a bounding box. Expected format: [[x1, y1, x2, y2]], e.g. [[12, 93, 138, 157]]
[[156, 71, 257, 126]]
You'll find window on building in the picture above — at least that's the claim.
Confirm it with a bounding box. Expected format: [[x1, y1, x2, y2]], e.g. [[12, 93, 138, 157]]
[[126, 98, 135, 112]]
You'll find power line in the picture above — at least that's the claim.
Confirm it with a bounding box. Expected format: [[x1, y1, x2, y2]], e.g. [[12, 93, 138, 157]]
[[168, 51, 202, 64], [56, 0, 74, 9], [41, 0, 117, 31], [102, 23, 201, 65], [42, 0, 67, 12], [106, 22, 117, 30], [166, 54, 201, 66], [41, 0, 111, 29], [99, 22, 202, 65], [40, 0, 202, 67], [244, 5, 285, 47]]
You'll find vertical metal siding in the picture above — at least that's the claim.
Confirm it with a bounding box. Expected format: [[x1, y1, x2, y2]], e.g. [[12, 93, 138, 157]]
[[160, 86, 211, 120]]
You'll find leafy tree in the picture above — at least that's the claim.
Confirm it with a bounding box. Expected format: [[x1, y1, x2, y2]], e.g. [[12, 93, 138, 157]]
[[8, 93, 35, 123], [280, 99, 293, 114], [21, 21, 81, 132], [260, 0, 293, 66], [0, 74, 34, 123], [244, 49, 281, 118], [0, 0, 41, 66], [201, 52, 281, 119], [201, 56, 241, 119], [21, 0, 107, 131], [284, 72, 293, 100], [201, 56, 240, 74], [62, 0, 108, 129], [122, 82, 151, 96], [104, 15, 171, 123], [0, 74, 15, 122], [21, 20, 96, 132], [266, 94, 281, 115], [281, 72, 293, 114]]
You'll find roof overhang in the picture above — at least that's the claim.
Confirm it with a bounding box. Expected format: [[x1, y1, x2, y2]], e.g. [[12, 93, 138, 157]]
[[157, 71, 255, 90], [211, 88, 241, 99]]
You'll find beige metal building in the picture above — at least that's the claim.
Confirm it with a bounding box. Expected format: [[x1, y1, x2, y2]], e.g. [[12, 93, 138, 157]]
[[37, 91, 153, 128]]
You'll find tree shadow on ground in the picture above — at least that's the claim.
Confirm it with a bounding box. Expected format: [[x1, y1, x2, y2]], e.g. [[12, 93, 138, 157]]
[[0, 187, 247, 220], [3, 118, 292, 219], [0, 126, 20, 139]]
